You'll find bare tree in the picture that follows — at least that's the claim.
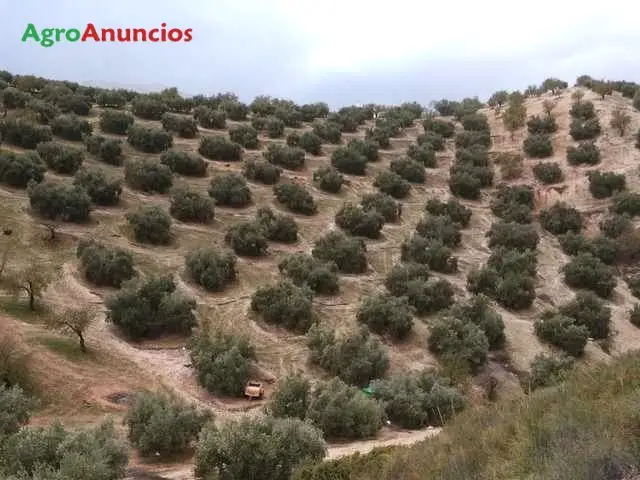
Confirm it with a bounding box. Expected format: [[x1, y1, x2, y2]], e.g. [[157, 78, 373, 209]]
[[47, 306, 98, 353], [6, 261, 54, 311], [610, 108, 632, 137], [542, 100, 557, 117]]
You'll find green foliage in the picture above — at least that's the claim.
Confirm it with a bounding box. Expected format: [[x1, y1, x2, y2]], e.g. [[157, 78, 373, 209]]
[[36, 141, 83, 174], [416, 131, 445, 151], [356, 294, 414, 340], [95, 89, 126, 108], [229, 124, 259, 149], [26, 98, 60, 124], [422, 117, 455, 137], [0, 384, 33, 436], [567, 140, 600, 165], [407, 143, 437, 168], [287, 131, 322, 155], [523, 134, 553, 158], [160, 149, 207, 177], [1, 87, 31, 108], [610, 108, 632, 136], [569, 100, 596, 120], [125, 391, 210, 457], [524, 353, 574, 391], [454, 130, 491, 149], [194, 415, 326, 480], [124, 158, 172, 194], [539, 202, 583, 235], [562, 252, 616, 298], [255, 206, 299, 243], [265, 116, 285, 138], [225, 220, 268, 256], [600, 213, 631, 238], [450, 294, 506, 350], [198, 135, 242, 161], [27, 180, 91, 223], [105, 275, 196, 340], [185, 247, 237, 291], [132, 95, 168, 120], [331, 146, 367, 175], [125, 204, 172, 245], [312, 120, 342, 144], [85, 135, 124, 166], [268, 375, 310, 420], [251, 280, 314, 332], [76, 239, 134, 288], [630, 304, 640, 327], [313, 166, 344, 193], [273, 183, 317, 215], [587, 170, 626, 198], [559, 291, 611, 339], [278, 253, 339, 294], [428, 317, 489, 373], [373, 170, 411, 199], [243, 159, 282, 185], [189, 328, 255, 397], [308, 323, 389, 388], [610, 192, 640, 217], [425, 198, 472, 227], [384, 262, 430, 295], [99, 109, 134, 135], [415, 215, 462, 247], [220, 99, 249, 121], [0, 118, 52, 149], [371, 371, 465, 429], [348, 138, 379, 162], [361, 192, 401, 223], [208, 172, 252, 207], [0, 150, 46, 188], [486, 221, 539, 250], [127, 124, 173, 153], [335, 202, 384, 239], [193, 106, 226, 130], [534, 313, 589, 357], [461, 113, 490, 132], [263, 143, 306, 170], [490, 184, 534, 223], [400, 235, 458, 273], [390, 158, 425, 183], [533, 161, 564, 184], [50, 113, 92, 141], [169, 185, 214, 223], [73, 167, 121, 206], [570, 118, 601, 140], [527, 114, 558, 134]]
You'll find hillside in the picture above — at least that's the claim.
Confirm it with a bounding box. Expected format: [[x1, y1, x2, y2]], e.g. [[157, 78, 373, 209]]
[[0, 72, 639, 479]]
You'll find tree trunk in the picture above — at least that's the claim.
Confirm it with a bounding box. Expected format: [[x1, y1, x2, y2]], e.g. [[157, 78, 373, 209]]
[[78, 332, 86, 353], [28, 283, 34, 311]]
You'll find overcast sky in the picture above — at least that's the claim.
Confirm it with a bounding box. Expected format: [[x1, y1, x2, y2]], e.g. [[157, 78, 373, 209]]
[[1, 0, 638, 108]]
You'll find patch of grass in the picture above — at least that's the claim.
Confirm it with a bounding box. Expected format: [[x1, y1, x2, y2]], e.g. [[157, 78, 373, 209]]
[[36, 335, 97, 362], [0, 295, 50, 323]]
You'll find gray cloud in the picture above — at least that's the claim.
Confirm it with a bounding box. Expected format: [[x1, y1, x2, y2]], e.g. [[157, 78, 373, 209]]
[[1, 0, 638, 109]]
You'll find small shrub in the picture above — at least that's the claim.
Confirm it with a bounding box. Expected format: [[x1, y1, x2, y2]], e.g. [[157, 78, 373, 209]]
[[127, 124, 173, 153], [454, 130, 491, 149], [486, 221, 539, 250], [85, 134, 124, 166], [570, 118, 601, 140], [569, 100, 596, 120], [225, 220, 268, 256], [384, 263, 430, 296], [523, 134, 553, 158], [106, 275, 195, 340], [76, 239, 134, 287], [461, 113, 490, 132], [335, 202, 384, 238], [456, 144, 489, 166], [361, 192, 401, 222], [125, 391, 209, 458], [265, 116, 285, 138], [428, 317, 489, 372], [539, 202, 583, 235], [126, 204, 172, 245], [525, 353, 574, 391], [423, 117, 455, 137], [600, 213, 631, 238], [194, 106, 226, 129], [0, 118, 52, 149], [28, 180, 91, 222], [278, 253, 339, 294], [348, 138, 379, 162], [587, 170, 626, 198], [357, 294, 414, 340], [0, 150, 46, 187], [417, 131, 445, 151], [312, 120, 342, 144], [425, 198, 472, 227], [490, 184, 534, 223], [243, 159, 281, 185], [331, 147, 367, 175], [415, 215, 462, 247], [567, 141, 600, 165], [533, 162, 564, 184], [274, 183, 317, 215], [160, 149, 207, 176], [400, 235, 458, 273], [124, 158, 173, 194], [630, 304, 640, 327], [36, 141, 83, 174], [307, 325, 389, 387], [50, 113, 92, 141], [198, 135, 242, 161], [208, 172, 251, 207], [534, 314, 589, 357], [189, 329, 255, 397], [407, 143, 437, 168], [374, 170, 411, 199], [185, 247, 237, 291], [559, 290, 611, 339], [288, 131, 322, 155], [268, 375, 310, 419], [256, 206, 299, 243], [313, 166, 344, 193], [99, 109, 134, 135], [263, 143, 306, 170], [169, 185, 214, 223], [229, 125, 259, 149], [450, 294, 506, 349], [390, 158, 425, 183], [562, 252, 616, 298], [527, 115, 558, 134], [312, 231, 367, 274], [610, 192, 640, 217], [132, 95, 168, 120], [251, 280, 314, 332], [73, 166, 122, 206]]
